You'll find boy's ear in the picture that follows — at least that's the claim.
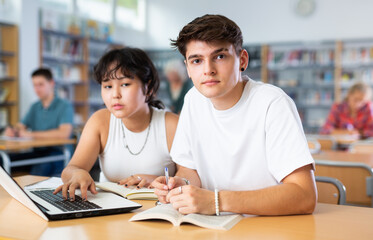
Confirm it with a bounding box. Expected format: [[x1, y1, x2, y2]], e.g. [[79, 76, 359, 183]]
[[240, 49, 249, 71]]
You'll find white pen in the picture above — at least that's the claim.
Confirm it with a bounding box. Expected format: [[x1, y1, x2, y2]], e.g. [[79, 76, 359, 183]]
[[164, 167, 169, 188]]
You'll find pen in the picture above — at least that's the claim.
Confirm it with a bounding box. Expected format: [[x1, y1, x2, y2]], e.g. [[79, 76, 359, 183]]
[[164, 167, 169, 188]]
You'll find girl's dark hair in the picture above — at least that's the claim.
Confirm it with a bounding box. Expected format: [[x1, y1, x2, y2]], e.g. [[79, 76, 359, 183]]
[[94, 47, 164, 109]]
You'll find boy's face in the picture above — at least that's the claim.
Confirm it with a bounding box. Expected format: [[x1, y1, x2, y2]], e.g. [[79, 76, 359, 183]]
[[184, 40, 248, 108], [32, 76, 55, 100]]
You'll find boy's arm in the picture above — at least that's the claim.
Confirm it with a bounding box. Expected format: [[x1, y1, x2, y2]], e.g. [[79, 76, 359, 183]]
[[219, 164, 316, 215], [175, 165, 201, 187], [167, 164, 317, 216], [18, 123, 73, 139]]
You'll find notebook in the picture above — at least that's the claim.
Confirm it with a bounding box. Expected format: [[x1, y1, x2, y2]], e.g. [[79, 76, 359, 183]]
[[0, 166, 142, 221], [96, 181, 158, 200]]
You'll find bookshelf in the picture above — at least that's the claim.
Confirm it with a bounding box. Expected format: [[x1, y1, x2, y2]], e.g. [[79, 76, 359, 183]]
[[263, 41, 336, 133], [0, 22, 18, 130], [39, 29, 121, 127], [337, 39, 373, 100], [40, 29, 89, 126]]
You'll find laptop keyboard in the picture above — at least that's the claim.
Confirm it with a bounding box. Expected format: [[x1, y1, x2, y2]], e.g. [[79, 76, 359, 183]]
[[30, 190, 102, 212]]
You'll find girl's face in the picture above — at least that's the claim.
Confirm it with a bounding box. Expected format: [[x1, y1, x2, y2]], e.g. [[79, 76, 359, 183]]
[[348, 91, 368, 112], [101, 69, 148, 120]]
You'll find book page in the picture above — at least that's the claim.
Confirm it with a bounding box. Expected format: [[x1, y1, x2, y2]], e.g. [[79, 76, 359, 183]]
[[95, 182, 133, 198], [129, 204, 183, 226], [126, 188, 157, 200], [24, 177, 63, 190], [182, 213, 243, 230]]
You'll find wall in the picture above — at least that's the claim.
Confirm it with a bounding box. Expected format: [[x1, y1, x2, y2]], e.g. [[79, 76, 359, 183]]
[[117, 0, 373, 49], [19, 0, 39, 118], [0, 0, 20, 24]]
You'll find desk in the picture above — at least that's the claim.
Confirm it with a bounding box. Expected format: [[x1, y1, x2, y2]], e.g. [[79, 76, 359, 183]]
[[0, 138, 76, 174], [312, 150, 373, 167], [1, 176, 373, 240]]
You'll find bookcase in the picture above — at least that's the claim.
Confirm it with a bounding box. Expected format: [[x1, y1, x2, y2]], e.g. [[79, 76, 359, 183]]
[[263, 41, 336, 133], [0, 22, 18, 129], [40, 29, 89, 126], [40, 29, 121, 127], [337, 39, 373, 100]]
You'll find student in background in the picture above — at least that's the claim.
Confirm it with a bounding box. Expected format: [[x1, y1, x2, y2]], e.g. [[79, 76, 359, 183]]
[[320, 81, 373, 139], [3, 68, 74, 176], [152, 14, 316, 216], [163, 59, 193, 113], [55, 48, 178, 201]]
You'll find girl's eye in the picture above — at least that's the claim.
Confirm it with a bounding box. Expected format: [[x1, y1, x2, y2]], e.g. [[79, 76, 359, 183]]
[[121, 83, 130, 87], [103, 85, 111, 89]]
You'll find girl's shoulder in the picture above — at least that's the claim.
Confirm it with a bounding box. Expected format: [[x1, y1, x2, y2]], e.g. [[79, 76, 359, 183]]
[[165, 111, 179, 127], [87, 109, 111, 127]]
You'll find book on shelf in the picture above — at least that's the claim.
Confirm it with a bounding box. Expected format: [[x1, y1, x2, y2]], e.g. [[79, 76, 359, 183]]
[[0, 108, 7, 128], [95, 181, 157, 200], [0, 61, 8, 78], [129, 203, 243, 230], [0, 87, 9, 102]]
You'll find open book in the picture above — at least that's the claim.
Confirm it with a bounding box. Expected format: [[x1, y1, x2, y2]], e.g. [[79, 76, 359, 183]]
[[129, 204, 243, 230], [95, 181, 157, 200]]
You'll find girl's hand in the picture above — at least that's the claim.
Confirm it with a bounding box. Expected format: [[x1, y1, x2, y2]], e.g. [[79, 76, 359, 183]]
[[118, 174, 158, 189]]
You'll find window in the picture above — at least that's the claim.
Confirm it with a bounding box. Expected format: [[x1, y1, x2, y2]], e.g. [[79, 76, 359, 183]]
[[76, 0, 112, 23], [116, 0, 145, 31], [39, 0, 72, 12]]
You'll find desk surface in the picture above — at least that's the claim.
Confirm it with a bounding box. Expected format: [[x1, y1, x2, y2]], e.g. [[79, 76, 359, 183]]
[[1, 176, 373, 240], [0, 138, 76, 151], [313, 150, 373, 168]]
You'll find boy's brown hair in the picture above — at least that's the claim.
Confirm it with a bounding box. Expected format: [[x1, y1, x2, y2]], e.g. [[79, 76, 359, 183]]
[[171, 14, 243, 58]]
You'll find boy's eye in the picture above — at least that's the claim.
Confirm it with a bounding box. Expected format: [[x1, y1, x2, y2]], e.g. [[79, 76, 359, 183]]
[[103, 85, 112, 89], [192, 59, 201, 64], [121, 83, 130, 87], [216, 54, 225, 59]]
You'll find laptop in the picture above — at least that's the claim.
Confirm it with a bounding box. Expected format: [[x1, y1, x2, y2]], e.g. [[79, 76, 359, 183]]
[[0, 166, 142, 221]]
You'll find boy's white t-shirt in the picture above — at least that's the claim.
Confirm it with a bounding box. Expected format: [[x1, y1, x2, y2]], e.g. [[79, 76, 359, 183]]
[[171, 77, 314, 191]]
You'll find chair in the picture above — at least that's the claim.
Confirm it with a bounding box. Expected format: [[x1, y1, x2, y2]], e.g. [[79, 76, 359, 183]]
[[307, 138, 321, 154], [306, 134, 336, 150], [315, 160, 373, 207], [315, 176, 346, 205], [350, 140, 373, 154]]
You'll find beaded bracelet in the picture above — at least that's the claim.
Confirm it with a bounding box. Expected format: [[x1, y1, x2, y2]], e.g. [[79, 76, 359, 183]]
[[215, 189, 220, 216]]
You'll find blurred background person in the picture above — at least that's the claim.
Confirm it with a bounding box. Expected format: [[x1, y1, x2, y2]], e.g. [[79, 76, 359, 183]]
[[320, 81, 373, 139], [163, 59, 193, 114]]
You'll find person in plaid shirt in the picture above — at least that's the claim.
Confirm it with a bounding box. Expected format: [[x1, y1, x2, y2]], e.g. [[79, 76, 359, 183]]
[[320, 82, 373, 139]]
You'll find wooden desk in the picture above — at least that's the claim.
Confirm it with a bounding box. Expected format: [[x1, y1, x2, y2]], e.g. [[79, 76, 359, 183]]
[[1, 176, 373, 240], [312, 150, 373, 167], [0, 138, 76, 174]]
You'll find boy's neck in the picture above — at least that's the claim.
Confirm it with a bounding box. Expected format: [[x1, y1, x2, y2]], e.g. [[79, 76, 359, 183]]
[[210, 80, 247, 110], [41, 93, 55, 108]]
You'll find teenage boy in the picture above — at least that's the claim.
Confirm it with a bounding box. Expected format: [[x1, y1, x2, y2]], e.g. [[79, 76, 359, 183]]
[[4, 68, 74, 176], [153, 14, 317, 216]]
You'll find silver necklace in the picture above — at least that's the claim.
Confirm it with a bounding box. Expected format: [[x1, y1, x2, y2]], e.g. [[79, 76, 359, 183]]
[[121, 112, 152, 155]]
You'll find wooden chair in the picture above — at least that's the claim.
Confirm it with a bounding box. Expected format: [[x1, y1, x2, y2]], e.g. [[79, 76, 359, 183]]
[[306, 134, 336, 150], [307, 138, 321, 154], [315, 176, 346, 205], [350, 140, 373, 154], [315, 160, 373, 207]]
